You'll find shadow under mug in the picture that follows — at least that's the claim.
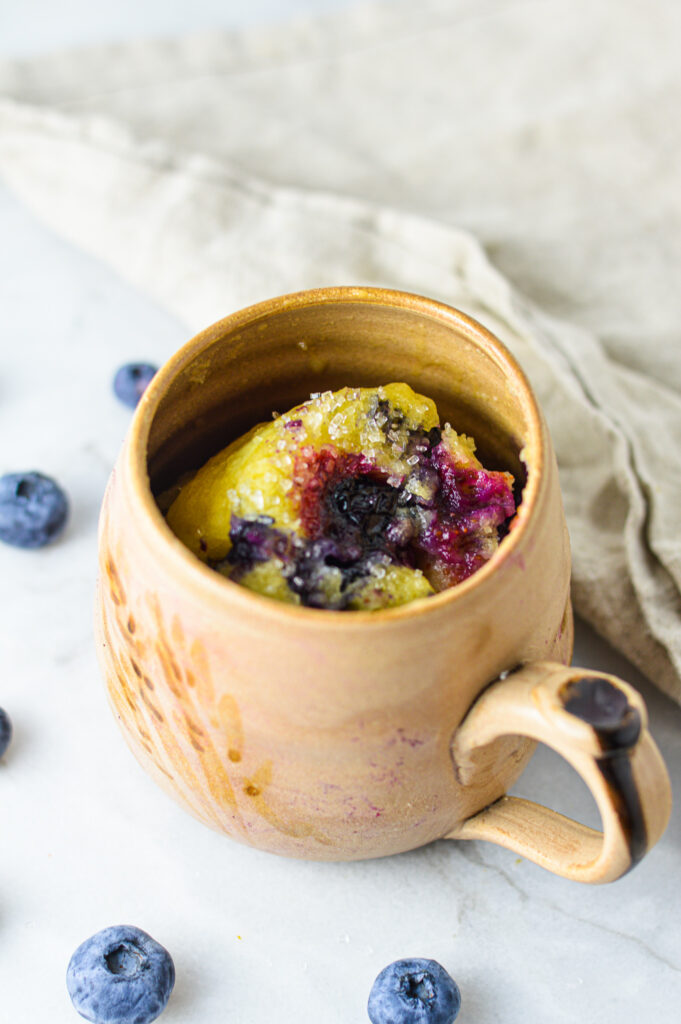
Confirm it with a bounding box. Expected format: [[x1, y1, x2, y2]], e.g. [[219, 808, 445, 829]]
[[95, 287, 671, 883]]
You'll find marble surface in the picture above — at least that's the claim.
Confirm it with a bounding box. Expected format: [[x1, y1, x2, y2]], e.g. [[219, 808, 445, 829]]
[[1, 3, 680, 1022]]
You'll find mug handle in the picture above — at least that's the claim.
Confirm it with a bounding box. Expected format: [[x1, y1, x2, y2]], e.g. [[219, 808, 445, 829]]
[[447, 661, 671, 883]]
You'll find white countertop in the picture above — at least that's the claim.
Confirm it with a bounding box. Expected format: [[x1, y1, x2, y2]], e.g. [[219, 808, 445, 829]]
[[1, 4, 679, 1023]]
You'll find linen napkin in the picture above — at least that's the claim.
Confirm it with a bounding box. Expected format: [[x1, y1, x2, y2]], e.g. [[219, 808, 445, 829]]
[[0, 0, 679, 702]]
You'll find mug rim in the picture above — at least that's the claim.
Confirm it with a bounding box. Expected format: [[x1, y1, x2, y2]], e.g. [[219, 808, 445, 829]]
[[122, 286, 546, 626]]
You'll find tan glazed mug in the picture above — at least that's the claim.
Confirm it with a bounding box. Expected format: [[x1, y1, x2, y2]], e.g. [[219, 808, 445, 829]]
[[95, 287, 671, 883]]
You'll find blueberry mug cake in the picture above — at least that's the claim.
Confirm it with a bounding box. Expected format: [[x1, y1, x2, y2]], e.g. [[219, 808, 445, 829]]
[[165, 384, 516, 610]]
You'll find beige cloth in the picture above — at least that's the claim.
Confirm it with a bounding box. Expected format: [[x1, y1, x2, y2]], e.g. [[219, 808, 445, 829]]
[[1, 0, 680, 701]]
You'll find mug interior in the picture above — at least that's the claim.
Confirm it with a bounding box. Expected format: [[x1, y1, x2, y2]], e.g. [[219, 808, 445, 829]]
[[145, 290, 539, 509]]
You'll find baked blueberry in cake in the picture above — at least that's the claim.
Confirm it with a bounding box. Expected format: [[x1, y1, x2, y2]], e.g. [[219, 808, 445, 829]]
[[165, 384, 516, 610]]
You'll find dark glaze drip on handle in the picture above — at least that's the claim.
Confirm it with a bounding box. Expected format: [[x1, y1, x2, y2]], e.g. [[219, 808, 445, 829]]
[[560, 676, 647, 870]]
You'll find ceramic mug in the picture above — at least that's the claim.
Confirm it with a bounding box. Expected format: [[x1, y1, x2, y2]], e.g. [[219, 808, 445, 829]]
[[95, 287, 671, 883]]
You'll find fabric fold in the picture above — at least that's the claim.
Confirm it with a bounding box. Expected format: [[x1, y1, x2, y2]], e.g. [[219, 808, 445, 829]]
[[1, 0, 679, 702]]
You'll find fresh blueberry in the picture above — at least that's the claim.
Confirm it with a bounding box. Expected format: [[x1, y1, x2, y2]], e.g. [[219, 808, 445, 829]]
[[0, 472, 69, 549], [113, 363, 158, 408], [368, 958, 461, 1024], [0, 707, 12, 758], [66, 925, 175, 1024]]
